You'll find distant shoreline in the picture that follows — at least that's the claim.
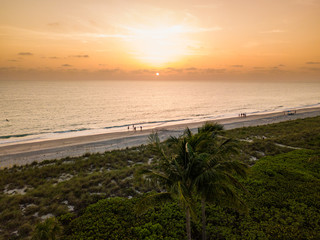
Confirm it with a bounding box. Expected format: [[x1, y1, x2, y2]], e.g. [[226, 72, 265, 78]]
[[1, 106, 320, 168]]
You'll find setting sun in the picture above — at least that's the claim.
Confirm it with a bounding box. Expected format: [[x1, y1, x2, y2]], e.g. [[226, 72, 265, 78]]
[[126, 25, 191, 67], [156, 72, 159, 76]]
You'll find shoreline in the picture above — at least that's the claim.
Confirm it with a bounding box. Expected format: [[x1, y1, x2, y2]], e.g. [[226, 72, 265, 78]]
[[1, 106, 320, 168]]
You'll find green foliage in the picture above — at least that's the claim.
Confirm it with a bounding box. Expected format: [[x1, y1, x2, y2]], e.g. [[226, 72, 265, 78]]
[[67, 197, 185, 240], [67, 149, 320, 240], [238, 150, 320, 239], [31, 217, 62, 240], [226, 116, 320, 150]]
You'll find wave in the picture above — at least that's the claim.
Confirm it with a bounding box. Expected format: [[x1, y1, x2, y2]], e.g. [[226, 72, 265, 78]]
[[53, 128, 91, 134], [0, 128, 92, 140], [1, 102, 320, 142], [0, 133, 35, 139]]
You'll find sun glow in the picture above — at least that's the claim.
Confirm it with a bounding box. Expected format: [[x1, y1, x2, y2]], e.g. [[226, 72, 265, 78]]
[[127, 25, 190, 67]]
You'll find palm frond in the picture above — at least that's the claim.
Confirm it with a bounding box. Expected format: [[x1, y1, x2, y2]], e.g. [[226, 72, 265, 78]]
[[135, 192, 173, 215]]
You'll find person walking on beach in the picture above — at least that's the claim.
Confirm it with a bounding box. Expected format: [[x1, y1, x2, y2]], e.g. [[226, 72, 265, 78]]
[[140, 126, 142, 131]]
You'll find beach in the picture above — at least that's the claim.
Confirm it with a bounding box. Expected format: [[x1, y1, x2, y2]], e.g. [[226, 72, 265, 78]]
[[1, 106, 320, 168]]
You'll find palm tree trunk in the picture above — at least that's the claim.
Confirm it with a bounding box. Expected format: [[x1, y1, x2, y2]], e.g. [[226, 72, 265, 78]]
[[186, 207, 192, 240], [201, 198, 207, 240]]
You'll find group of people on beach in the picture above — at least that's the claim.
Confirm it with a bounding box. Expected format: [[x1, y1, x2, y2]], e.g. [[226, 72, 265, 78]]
[[284, 110, 297, 115], [127, 124, 142, 132], [239, 113, 247, 118]]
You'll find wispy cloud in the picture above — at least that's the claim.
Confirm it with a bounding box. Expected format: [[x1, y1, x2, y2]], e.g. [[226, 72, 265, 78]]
[[205, 68, 226, 74], [47, 22, 61, 27], [0, 25, 131, 41], [231, 65, 243, 68], [306, 61, 320, 64], [61, 64, 72, 67], [261, 29, 285, 34], [124, 25, 221, 38], [70, 55, 89, 58], [164, 67, 183, 73], [98, 68, 121, 73], [185, 67, 198, 71], [305, 67, 320, 71], [18, 52, 33, 56]]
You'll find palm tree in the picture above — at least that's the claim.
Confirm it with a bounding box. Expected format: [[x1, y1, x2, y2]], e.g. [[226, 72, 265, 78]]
[[138, 133, 200, 240], [194, 152, 247, 240], [181, 123, 247, 240], [140, 123, 247, 240]]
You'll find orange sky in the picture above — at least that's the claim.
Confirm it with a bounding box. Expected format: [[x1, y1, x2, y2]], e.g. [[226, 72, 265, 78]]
[[1, 0, 320, 81]]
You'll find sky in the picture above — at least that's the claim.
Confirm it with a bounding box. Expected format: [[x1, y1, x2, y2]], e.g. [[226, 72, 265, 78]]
[[0, 0, 320, 81]]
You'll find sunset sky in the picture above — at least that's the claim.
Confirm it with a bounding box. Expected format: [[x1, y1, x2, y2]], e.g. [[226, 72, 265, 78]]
[[1, 0, 320, 81]]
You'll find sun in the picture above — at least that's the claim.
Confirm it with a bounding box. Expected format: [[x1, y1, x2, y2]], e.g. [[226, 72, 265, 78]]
[[126, 25, 189, 67], [156, 72, 159, 76]]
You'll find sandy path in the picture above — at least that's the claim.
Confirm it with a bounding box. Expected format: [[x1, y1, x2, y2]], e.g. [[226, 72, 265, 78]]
[[1, 107, 319, 168]]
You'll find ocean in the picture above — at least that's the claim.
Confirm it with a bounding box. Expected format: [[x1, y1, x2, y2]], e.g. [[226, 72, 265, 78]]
[[1, 80, 320, 145]]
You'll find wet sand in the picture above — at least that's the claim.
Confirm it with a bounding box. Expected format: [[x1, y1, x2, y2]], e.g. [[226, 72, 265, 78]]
[[1, 107, 320, 168]]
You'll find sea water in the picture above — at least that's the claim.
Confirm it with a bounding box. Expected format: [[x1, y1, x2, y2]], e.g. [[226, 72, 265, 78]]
[[1, 80, 320, 145]]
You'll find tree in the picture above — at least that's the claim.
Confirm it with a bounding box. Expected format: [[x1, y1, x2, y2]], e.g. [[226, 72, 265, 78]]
[[139, 123, 247, 240], [183, 123, 248, 240], [138, 134, 201, 240]]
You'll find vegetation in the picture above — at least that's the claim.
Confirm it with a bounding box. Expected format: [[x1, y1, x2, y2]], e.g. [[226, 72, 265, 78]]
[[31, 217, 61, 240], [0, 116, 319, 239], [66, 149, 320, 240], [138, 124, 247, 240]]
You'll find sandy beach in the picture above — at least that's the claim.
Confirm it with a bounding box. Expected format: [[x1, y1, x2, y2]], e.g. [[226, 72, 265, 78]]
[[1, 107, 320, 168]]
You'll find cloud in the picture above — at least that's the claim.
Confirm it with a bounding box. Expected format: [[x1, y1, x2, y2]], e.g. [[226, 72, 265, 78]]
[[124, 25, 222, 38], [0, 67, 16, 71], [0, 25, 131, 42], [49, 57, 60, 59], [185, 67, 198, 71], [278, 64, 285, 67], [306, 61, 320, 64], [18, 52, 33, 56], [61, 64, 72, 67], [253, 67, 265, 69], [164, 67, 184, 73], [8, 59, 19, 62], [47, 22, 61, 27], [261, 29, 285, 34], [306, 67, 320, 71], [205, 68, 226, 74], [231, 65, 243, 68], [98, 68, 120, 73], [70, 55, 89, 58]]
